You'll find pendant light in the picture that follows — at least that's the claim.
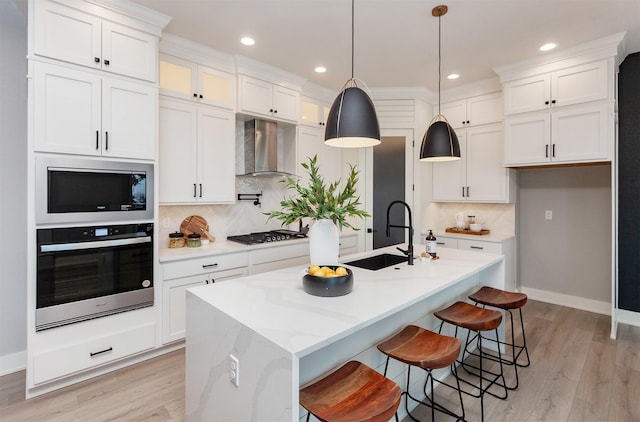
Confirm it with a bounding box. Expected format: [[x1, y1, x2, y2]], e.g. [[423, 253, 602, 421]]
[[419, 5, 461, 161], [325, 0, 380, 148]]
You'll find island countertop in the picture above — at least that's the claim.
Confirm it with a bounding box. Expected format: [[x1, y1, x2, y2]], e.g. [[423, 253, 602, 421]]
[[185, 245, 506, 421], [188, 245, 504, 358]]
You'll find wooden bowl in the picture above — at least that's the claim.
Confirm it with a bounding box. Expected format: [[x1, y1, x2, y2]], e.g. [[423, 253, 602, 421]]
[[302, 266, 353, 297]]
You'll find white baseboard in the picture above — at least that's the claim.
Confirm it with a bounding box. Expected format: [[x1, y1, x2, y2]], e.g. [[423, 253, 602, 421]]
[[0, 350, 26, 376], [521, 287, 610, 316]]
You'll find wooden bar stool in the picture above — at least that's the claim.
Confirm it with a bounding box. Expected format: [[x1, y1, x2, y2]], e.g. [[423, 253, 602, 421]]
[[299, 360, 401, 422], [377, 325, 465, 421], [467, 286, 531, 390], [434, 301, 508, 422]]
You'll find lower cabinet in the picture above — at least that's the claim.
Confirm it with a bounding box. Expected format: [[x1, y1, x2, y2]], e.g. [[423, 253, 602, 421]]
[[435, 234, 516, 291], [161, 252, 249, 344], [32, 320, 156, 385], [250, 243, 310, 275]]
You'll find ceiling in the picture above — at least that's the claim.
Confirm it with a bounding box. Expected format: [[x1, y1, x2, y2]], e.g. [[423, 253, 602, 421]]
[[131, 0, 640, 93]]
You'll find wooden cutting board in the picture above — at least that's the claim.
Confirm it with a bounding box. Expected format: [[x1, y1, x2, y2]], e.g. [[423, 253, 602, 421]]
[[445, 227, 490, 236], [180, 215, 215, 241]]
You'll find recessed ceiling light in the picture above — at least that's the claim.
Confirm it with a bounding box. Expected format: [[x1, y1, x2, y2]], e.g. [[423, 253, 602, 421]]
[[314, 66, 327, 73], [447, 73, 460, 80], [240, 37, 255, 46], [539, 42, 557, 52]]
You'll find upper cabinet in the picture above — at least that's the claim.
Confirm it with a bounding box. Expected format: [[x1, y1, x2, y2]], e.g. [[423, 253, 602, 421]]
[[432, 124, 514, 203], [496, 33, 624, 168], [237, 75, 300, 123], [158, 99, 235, 204], [159, 54, 235, 110], [33, 0, 162, 82], [296, 126, 342, 186], [300, 97, 331, 128], [440, 92, 503, 129], [503, 61, 609, 116], [501, 59, 615, 167], [33, 61, 157, 160], [433, 92, 512, 203]]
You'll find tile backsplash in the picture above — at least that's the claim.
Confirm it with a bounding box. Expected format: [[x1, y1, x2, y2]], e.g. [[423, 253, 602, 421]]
[[421, 202, 516, 234], [158, 176, 296, 244]]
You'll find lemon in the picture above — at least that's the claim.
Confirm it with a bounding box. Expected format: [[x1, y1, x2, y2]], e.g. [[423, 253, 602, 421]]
[[335, 266, 348, 276], [308, 265, 320, 275]]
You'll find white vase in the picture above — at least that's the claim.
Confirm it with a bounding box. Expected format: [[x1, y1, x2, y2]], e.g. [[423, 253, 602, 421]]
[[309, 219, 339, 265]]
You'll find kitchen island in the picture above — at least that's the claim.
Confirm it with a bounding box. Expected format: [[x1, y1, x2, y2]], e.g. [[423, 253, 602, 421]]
[[185, 245, 505, 421]]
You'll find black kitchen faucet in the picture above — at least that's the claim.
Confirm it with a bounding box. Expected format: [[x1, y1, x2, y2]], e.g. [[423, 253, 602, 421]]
[[385, 200, 414, 265]]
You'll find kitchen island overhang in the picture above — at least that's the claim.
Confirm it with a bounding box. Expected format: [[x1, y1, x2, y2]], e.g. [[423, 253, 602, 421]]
[[185, 246, 506, 422]]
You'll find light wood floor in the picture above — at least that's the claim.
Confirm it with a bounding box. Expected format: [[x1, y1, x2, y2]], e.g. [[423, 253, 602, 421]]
[[2, 300, 639, 421]]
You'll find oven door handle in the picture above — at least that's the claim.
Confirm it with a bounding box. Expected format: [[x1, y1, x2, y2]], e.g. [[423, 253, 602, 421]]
[[40, 236, 152, 252]]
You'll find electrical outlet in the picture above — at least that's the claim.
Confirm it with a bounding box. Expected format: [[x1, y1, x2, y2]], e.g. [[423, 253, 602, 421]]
[[545, 210, 553, 220], [162, 217, 171, 228], [229, 354, 239, 387]]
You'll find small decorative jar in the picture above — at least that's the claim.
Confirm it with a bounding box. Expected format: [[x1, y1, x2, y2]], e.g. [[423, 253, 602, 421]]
[[186, 233, 202, 248], [168, 232, 185, 248]]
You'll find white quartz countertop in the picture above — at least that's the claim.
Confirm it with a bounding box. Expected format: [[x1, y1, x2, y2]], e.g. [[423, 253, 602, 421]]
[[187, 245, 503, 357], [159, 233, 357, 263]]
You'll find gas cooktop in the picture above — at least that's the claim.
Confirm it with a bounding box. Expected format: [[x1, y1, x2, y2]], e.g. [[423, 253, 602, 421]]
[[226, 230, 306, 245]]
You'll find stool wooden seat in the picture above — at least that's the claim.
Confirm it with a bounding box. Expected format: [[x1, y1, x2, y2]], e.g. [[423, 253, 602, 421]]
[[377, 325, 464, 421], [434, 301, 502, 332], [468, 286, 531, 390], [469, 286, 527, 309], [434, 301, 508, 422], [299, 360, 401, 422]]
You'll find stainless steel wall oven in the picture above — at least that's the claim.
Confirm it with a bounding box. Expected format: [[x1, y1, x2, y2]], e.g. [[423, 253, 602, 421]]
[[36, 223, 154, 331]]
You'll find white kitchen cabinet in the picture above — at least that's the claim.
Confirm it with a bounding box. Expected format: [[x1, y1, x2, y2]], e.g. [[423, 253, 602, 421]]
[[159, 99, 235, 204], [434, 234, 516, 291], [238, 75, 300, 123], [433, 124, 512, 202], [339, 234, 358, 257], [161, 252, 249, 344], [32, 321, 155, 385], [500, 56, 614, 167], [33, 61, 156, 159], [159, 54, 235, 109], [296, 126, 342, 186], [503, 60, 609, 115], [300, 97, 331, 128], [504, 101, 611, 166], [440, 92, 503, 129], [34, 0, 158, 82], [250, 242, 310, 274]]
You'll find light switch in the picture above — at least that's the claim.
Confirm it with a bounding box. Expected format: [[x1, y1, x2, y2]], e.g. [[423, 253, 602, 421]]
[[545, 210, 553, 220]]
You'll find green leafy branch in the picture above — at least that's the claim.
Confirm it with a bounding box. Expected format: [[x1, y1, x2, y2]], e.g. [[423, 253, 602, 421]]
[[265, 155, 370, 230]]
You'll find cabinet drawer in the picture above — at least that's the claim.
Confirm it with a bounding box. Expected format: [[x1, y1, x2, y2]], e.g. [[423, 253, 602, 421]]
[[457, 239, 501, 254], [162, 252, 249, 280], [251, 243, 309, 265], [339, 235, 357, 251], [251, 256, 309, 275], [33, 322, 155, 384], [434, 236, 458, 249]]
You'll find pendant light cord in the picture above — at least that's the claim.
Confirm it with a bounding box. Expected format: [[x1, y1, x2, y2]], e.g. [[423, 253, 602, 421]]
[[351, 0, 355, 80], [438, 10, 441, 115]]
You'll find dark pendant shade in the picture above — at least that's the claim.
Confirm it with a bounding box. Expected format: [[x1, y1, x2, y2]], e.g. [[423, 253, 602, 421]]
[[419, 119, 461, 161], [324, 86, 381, 148]]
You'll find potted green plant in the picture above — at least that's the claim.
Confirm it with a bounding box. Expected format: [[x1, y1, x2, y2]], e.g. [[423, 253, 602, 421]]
[[266, 155, 369, 264]]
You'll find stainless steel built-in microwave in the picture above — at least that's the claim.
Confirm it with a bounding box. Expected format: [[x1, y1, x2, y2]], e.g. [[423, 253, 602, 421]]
[[36, 156, 154, 224]]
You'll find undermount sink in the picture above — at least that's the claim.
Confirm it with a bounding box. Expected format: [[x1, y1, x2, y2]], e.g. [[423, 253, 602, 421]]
[[344, 253, 408, 271]]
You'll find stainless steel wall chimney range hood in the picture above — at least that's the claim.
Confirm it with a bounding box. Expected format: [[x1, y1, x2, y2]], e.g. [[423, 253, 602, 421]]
[[239, 119, 294, 177]]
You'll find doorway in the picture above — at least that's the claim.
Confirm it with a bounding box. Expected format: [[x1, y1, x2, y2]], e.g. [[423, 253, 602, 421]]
[[373, 136, 406, 248], [362, 129, 414, 251]]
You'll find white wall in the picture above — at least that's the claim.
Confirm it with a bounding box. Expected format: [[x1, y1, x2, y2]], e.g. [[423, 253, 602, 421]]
[[517, 166, 611, 307], [0, 0, 28, 374]]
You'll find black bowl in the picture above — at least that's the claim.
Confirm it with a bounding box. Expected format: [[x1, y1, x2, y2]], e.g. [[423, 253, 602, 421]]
[[302, 266, 353, 297]]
